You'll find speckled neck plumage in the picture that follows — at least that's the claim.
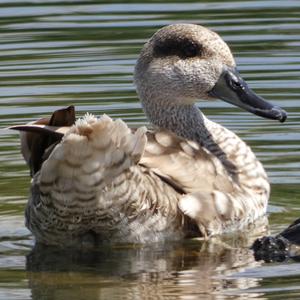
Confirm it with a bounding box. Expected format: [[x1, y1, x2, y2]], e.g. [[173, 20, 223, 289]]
[[143, 101, 207, 143]]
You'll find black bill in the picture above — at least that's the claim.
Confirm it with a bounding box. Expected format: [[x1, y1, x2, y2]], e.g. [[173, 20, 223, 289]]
[[209, 66, 287, 123]]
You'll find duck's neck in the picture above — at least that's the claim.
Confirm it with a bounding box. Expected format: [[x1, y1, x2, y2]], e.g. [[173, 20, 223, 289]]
[[143, 101, 210, 146]]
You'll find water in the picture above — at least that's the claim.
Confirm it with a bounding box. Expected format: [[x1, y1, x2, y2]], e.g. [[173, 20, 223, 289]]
[[0, 0, 299, 299]]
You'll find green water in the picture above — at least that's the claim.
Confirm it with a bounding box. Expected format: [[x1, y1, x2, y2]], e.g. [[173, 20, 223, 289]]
[[0, 0, 300, 299]]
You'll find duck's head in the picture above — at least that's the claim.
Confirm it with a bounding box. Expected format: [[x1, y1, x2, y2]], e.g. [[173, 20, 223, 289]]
[[134, 24, 287, 123]]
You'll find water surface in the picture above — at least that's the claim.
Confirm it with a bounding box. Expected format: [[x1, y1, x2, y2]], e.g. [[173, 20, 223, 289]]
[[0, 0, 300, 299]]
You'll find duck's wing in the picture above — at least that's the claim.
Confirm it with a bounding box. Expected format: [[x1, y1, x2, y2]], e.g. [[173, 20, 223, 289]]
[[140, 130, 244, 237], [140, 130, 235, 194]]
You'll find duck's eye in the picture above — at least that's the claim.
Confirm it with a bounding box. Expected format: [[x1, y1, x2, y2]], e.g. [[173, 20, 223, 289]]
[[183, 43, 200, 58]]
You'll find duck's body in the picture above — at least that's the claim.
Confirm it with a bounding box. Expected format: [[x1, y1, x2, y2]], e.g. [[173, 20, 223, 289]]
[[24, 112, 268, 246], [12, 24, 287, 247]]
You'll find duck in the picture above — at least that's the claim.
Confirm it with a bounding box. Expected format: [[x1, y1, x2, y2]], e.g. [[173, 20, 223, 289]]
[[10, 24, 287, 247]]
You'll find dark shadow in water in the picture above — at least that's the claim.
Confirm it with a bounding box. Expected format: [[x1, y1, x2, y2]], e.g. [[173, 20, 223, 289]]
[[252, 218, 300, 263], [25, 234, 264, 300]]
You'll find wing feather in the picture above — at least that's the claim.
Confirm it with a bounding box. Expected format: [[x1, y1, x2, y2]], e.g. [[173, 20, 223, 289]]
[[140, 130, 234, 194]]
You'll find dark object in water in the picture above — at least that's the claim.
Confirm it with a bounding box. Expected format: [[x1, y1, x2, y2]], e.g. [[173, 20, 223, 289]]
[[252, 218, 300, 262]]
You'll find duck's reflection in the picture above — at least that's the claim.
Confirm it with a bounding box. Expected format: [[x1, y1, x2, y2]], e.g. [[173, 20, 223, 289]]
[[26, 232, 266, 300]]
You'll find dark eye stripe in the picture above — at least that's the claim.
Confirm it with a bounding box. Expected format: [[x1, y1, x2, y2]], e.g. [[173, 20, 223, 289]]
[[153, 37, 202, 59]]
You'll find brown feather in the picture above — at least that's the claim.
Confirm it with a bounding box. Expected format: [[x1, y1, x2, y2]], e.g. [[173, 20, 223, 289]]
[[11, 106, 75, 176]]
